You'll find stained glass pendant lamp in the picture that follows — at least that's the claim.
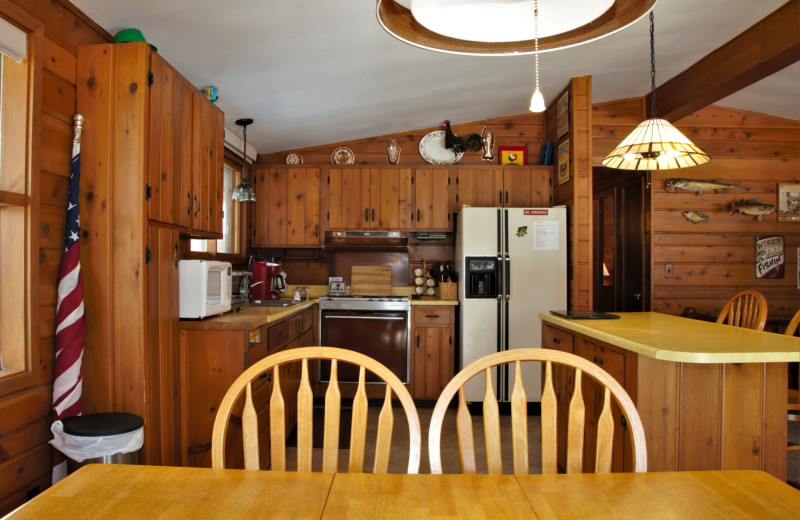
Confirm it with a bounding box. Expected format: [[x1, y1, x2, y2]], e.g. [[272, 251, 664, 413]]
[[602, 12, 710, 170], [232, 118, 256, 202]]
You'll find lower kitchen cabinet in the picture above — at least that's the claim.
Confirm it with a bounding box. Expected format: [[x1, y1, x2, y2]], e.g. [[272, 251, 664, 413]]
[[411, 306, 455, 399], [543, 323, 633, 472], [179, 307, 315, 469]]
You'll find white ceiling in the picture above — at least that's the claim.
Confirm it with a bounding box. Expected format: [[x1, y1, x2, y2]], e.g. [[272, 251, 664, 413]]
[[70, 0, 799, 155]]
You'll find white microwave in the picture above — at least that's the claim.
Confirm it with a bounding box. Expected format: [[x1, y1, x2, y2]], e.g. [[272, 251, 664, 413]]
[[179, 260, 232, 318]]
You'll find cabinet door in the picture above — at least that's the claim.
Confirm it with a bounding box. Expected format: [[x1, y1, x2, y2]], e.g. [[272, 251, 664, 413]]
[[191, 91, 211, 232], [414, 168, 451, 230], [456, 168, 503, 209], [178, 80, 194, 228], [371, 168, 412, 229], [287, 167, 320, 244], [267, 167, 289, 244], [328, 168, 370, 229], [412, 307, 455, 399], [504, 167, 551, 208], [147, 55, 183, 225], [147, 224, 181, 466], [210, 105, 224, 235]]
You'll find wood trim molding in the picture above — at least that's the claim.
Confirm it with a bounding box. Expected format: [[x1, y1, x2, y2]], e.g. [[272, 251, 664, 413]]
[[651, 0, 800, 122]]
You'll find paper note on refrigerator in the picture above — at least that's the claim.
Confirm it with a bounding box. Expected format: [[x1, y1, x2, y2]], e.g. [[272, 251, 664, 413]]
[[532, 221, 559, 250]]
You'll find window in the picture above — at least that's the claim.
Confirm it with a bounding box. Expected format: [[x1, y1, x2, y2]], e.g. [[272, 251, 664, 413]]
[[0, 12, 40, 387], [190, 161, 243, 256]]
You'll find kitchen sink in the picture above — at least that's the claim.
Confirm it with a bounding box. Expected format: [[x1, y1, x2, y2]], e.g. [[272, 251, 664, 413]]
[[247, 300, 303, 308]]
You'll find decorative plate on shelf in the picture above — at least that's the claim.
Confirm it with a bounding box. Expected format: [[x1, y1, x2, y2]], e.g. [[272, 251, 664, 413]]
[[419, 130, 463, 165], [331, 146, 355, 165], [285, 152, 303, 165]]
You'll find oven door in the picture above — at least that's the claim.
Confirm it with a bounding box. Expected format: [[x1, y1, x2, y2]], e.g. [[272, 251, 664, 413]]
[[320, 310, 409, 384]]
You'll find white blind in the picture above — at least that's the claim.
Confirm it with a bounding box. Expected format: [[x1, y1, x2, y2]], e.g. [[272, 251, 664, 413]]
[[0, 18, 26, 63]]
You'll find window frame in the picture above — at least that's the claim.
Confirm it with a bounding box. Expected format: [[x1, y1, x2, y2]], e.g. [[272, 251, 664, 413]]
[[0, 3, 42, 394]]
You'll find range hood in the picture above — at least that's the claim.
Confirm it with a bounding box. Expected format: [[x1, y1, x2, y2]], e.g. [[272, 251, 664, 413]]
[[323, 231, 408, 252]]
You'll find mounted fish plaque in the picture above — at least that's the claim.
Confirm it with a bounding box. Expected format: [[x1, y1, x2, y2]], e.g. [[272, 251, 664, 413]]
[[754, 236, 784, 279]]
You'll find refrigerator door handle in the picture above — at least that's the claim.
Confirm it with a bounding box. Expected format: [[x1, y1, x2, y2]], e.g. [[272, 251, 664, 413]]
[[505, 255, 511, 300]]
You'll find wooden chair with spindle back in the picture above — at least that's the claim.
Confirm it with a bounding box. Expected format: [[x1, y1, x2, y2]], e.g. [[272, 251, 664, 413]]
[[715, 289, 768, 331], [786, 309, 800, 451], [211, 347, 421, 473], [428, 348, 647, 475]]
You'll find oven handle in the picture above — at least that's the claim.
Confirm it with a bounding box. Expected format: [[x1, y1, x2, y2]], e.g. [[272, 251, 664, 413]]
[[323, 315, 406, 320]]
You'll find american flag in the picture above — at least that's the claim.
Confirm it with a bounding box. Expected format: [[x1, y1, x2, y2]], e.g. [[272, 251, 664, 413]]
[[52, 115, 86, 484]]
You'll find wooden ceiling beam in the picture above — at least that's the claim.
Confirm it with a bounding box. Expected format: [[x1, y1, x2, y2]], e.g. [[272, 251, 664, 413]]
[[649, 0, 800, 122]]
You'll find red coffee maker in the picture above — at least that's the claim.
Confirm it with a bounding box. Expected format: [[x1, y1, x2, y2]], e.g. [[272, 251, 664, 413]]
[[251, 261, 282, 300]]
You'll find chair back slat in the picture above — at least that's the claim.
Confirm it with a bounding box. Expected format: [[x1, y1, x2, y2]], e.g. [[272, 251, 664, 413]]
[[212, 347, 421, 474], [270, 365, 286, 471], [482, 368, 503, 475], [716, 290, 767, 331], [786, 309, 800, 336], [456, 388, 476, 474], [595, 387, 614, 473], [322, 359, 341, 473], [510, 360, 529, 475], [348, 366, 369, 472], [297, 359, 314, 472], [566, 367, 585, 473], [242, 382, 260, 470], [428, 349, 647, 476], [540, 361, 557, 474], [373, 386, 395, 473]]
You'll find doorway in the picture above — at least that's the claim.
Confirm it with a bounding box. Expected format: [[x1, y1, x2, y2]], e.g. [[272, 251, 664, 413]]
[[592, 168, 650, 312]]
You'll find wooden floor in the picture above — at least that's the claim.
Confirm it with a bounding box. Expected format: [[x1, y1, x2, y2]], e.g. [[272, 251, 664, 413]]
[[285, 403, 800, 485]]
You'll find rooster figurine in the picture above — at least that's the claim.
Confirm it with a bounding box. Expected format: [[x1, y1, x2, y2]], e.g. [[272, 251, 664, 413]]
[[443, 120, 483, 157]]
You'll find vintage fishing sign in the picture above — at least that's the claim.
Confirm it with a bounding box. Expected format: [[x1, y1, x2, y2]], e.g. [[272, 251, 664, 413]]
[[754, 236, 784, 279]]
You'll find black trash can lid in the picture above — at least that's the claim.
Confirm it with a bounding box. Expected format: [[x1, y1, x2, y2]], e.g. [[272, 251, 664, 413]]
[[61, 412, 144, 437]]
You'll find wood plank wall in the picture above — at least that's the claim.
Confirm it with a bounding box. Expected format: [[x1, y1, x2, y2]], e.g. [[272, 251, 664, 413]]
[[0, 0, 109, 515], [546, 76, 593, 310], [593, 99, 800, 321]]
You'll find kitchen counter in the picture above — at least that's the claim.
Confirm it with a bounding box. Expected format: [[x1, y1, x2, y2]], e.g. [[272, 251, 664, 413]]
[[539, 311, 799, 363], [411, 299, 458, 306], [179, 300, 317, 331], [540, 310, 796, 479]]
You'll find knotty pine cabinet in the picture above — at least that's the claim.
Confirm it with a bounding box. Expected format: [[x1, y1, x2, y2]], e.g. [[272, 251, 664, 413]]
[[327, 167, 413, 230], [253, 166, 321, 247], [411, 306, 455, 399], [179, 307, 315, 469], [456, 166, 552, 210], [77, 42, 224, 465], [414, 168, 452, 231]]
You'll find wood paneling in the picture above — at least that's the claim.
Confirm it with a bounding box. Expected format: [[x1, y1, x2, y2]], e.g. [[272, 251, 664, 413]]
[[0, 1, 110, 514]]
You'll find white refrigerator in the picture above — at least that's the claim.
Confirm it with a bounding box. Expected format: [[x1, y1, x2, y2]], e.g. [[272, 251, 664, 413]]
[[456, 206, 567, 402]]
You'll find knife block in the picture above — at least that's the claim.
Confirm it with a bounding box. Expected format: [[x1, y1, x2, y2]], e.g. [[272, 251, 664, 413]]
[[438, 282, 457, 300]]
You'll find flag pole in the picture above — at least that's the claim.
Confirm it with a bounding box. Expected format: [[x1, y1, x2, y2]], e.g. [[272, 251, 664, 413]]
[[51, 113, 86, 484]]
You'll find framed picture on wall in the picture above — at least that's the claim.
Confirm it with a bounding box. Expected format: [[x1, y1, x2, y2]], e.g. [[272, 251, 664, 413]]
[[777, 183, 800, 222], [557, 91, 569, 138], [557, 139, 570, 185], [498, 146, 527, 165]]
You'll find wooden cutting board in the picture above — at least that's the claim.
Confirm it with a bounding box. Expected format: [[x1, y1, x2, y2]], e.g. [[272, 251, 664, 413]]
[[350, 266, 392, 296]]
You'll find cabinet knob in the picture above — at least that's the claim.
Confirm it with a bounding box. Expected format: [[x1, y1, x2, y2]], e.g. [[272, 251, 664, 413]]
[[505, 190, 509, 204], [593, 356, 604, 366], [415, 335, 420, 348], [553, 338, 561, 344], [365, 208, 369, 222], [194, 195, 200, 217], [425, 314, 440, 319], [187, 192, 192, 215], [372, 208, 375, 222], [417, 209, 421, 221], [498, 191, 502, 204]]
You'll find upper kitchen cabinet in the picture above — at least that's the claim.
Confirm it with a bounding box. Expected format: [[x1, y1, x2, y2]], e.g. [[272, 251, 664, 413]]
[[188, 89, 224, 237], [253, 166, 321, 247], [457, 166, 552, 210], [327, 167, 412, 230], [413, 168, 452, 231]]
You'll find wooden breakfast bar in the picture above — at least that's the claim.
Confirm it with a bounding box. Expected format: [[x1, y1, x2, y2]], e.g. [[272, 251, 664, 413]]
[[4, 464, 799, 519], [540, 312, 800, 480]]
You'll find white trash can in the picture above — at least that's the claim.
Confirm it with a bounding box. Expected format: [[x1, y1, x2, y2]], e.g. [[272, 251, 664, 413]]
[[50, 412, 144, 473]]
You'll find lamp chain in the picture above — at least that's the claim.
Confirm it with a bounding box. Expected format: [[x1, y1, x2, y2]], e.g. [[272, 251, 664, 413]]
[[649, 11, 656, 118], [534, 0, 539, 90]]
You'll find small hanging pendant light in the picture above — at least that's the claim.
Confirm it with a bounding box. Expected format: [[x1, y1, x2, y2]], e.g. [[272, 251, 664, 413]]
[[232, 118, 256, 202], [529, 0, 546, 113], [603, 12, 709, 170]]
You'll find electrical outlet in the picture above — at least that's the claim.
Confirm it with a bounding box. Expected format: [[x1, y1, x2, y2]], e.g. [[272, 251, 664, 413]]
[[665, 264, 673, 278]]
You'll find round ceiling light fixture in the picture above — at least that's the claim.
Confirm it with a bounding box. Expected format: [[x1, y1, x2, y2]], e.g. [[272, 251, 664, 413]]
[[377, 0, 658, 56]]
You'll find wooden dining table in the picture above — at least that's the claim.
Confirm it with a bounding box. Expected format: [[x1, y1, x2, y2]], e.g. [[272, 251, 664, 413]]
[[3, 464, 799, 519]]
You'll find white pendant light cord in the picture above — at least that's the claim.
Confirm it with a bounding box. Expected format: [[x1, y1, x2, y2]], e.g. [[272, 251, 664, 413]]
[[535, 0, 540, 92]]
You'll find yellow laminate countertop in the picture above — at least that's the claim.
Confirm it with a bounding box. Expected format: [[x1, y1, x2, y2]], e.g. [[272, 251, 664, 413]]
[[411, 299, 458, 306], [179, 300, 317, 331], [539, 311, 800, 363]]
